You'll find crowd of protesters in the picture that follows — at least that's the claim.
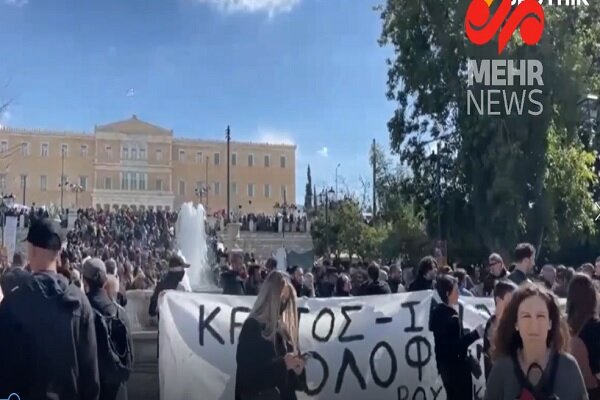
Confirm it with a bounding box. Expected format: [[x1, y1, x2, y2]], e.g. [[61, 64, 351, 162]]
[[1, 206, 600, 400]]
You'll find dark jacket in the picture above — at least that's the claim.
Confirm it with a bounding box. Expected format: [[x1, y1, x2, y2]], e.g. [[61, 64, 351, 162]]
[[483, 314, 496, 379], [149, 270, 185, 317], [316, 281, 335, 298], [116, 291, 127, 308], [359, 280, 392, 296], [0, 265, 31, 295], [245, 279, 261, 296], [430, 303, 479, 400], [507, 268, 528, 286], [235, 317, 306, 400], [221, 270, 246, 295], [291, 280, 312, 298], [88, 287, 133, 400], [0, 271, 100, 400], [408, 276, 434, 292]]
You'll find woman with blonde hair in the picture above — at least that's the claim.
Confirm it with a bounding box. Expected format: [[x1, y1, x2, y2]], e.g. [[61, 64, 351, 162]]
[[235, 270, 306, 400], [485, 283, 587, 400]]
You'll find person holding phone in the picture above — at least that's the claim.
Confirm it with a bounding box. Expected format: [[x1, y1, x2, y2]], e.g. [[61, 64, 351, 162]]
[[235, 271, 306, 400]]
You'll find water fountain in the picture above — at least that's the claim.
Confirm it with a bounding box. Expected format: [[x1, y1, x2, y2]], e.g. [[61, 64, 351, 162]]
[[176, 202, 220, 292]]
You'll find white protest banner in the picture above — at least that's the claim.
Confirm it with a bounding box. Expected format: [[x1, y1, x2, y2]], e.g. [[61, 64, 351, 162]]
[[3, 216, 17, 262], [159, 291, 495, 400]]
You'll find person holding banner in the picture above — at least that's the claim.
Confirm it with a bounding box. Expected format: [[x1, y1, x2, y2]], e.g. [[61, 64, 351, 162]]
[[431, 274, 484, 400], [235, 271, 306, 400]]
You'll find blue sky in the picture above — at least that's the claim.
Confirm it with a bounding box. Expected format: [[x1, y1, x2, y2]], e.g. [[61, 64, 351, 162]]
[[0, 0, 395, 204]]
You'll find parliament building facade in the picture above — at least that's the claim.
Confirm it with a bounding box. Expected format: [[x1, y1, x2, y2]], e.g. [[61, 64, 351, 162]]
[[0, 116, 296, 214]]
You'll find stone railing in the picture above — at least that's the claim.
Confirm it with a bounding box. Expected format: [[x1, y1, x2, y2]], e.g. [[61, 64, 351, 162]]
[[125, 290, 159, 400]]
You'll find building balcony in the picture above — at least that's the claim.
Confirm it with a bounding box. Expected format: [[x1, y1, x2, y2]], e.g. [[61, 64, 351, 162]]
[[91, 189, 175, 210]]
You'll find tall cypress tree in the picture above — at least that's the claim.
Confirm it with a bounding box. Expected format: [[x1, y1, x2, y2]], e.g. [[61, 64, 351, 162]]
[[304, 165, 313, 210]]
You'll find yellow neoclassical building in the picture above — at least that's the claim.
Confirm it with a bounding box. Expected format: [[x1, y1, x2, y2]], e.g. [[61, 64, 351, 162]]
[[0, 115, 296, 213]]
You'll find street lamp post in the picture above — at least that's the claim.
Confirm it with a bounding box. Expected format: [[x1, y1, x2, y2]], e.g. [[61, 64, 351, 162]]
[[318, 187, 335, 256], [0, 193, 15, 247], [578, 94, 600, 200], [194, 185, 209, 208], [69, 183, 84, 209], [430, 141, 444, 242], [60, 147, 66, 211], [226, 125, 231, 222], [578, 94, 599, 149], [335, 163, 341, 199], [274, 189, 296, 239]]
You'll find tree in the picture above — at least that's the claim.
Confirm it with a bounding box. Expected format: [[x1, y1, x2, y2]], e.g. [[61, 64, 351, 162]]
[[377, 0, 600, 259], [304, 165, 313, 210], [313, 184, 317, 209]]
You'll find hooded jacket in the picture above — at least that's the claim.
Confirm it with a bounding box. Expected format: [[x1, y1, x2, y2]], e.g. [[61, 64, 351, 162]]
[[0, 271, 100, 400], [359, 279, 392, 296]]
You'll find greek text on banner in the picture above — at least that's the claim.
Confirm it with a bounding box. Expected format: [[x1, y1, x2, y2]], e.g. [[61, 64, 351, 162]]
[[158, 291, 495, 400]]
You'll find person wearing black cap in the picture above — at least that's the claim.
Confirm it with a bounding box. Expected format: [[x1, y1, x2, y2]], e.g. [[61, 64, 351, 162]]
[[148, 253, 191, 318], [83, 258, 133, 400], [0, 217, 100, 400]]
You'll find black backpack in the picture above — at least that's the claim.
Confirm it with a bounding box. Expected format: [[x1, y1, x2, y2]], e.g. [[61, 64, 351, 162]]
[[93, 304, 133, 386]]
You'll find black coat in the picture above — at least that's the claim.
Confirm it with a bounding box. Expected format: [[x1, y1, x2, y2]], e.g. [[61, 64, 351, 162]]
[[88, 288, 133, 400], [291, 280, 312, 298], [0, 271, 100, 400], [408, 276, 434, 292], [430, 303, 479, 400], [221, 270, 246, 295], [235, 317, 305, 400], [149, 270, 185, 317], [359, 280, 392, 296]]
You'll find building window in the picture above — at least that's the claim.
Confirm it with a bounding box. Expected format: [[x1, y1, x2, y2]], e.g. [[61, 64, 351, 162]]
[[105, 145, 112, 159], [214, 152, 220, 166], [264, 184, 271, 198], [196, 151, 202, 163], [231, 182, 237, 195], [280, 155, 286, 168], [281, 185, 287, 199], [0, 141, 7, 154], [156, 179, 163, 191], [122, 146, 129, 160], [80, 145, 88, 158], [214, 182, 221, 196], [231, 153, 237, 166], [179, 180, 185, 196], [40, 175, 47, 191], [140, 173, 147, 190], [121, 173, 128, 190], [80, 176, 88, 190], [264, 154, 270, 167], [132, 148, 137, 160], [179, 149, 185, 161], [20, 175, 27, 189], [0, 174, 5, 190], [248, 183, 255, 198], [140, 148, 146, 160], [131, 173, 138, 190], [248, 154, 254, 167], [41, 143, 49, 157], [20, 142, 30, 156], [156, 149, 162, 161], [105, 177, 112, 190], [61, 144, 69, 157]]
